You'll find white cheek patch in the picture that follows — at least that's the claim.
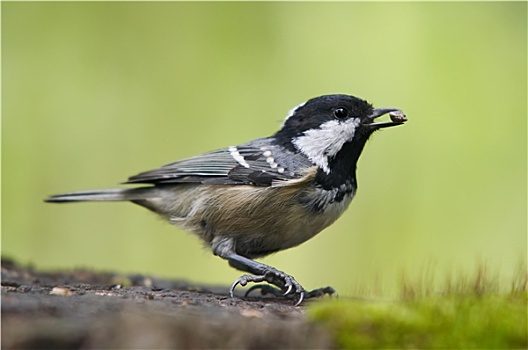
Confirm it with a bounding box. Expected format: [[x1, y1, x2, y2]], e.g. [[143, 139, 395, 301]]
[[228, 146, 250, 168], [292, 118, 360, 174]]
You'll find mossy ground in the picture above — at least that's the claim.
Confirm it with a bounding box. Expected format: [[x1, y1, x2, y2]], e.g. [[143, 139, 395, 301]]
[[309, 262, 527, 349], [310, 293, 526, 349]]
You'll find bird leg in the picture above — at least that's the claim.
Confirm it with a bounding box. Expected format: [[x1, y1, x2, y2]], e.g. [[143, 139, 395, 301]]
[[212, 236, 336, 305]]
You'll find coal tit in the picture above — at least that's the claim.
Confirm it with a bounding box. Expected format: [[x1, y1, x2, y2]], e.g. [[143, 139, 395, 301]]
[[46, 94, 407, 305]]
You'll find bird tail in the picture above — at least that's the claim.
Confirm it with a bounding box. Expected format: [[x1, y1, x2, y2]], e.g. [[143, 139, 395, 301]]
[[45, 188, 154, 203]]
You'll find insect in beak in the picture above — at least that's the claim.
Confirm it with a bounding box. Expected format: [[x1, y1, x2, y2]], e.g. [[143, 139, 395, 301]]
[[364, 108, 407, 129]]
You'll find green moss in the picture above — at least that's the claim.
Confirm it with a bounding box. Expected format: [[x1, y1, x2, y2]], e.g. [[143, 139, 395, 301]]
[[309, 293, 527, 349]]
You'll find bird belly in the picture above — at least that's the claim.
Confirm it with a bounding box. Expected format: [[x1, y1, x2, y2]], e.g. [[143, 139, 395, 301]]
[[143, 184, 353, 258]]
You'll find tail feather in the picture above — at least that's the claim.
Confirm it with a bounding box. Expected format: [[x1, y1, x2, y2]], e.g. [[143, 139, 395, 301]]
[[45, 188, 153, 203]]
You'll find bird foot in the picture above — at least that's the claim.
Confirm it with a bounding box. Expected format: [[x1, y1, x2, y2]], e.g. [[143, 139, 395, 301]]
[[230, 267, 305, 305], [244, 284, 337, 301], [229, 268, 337, 306]]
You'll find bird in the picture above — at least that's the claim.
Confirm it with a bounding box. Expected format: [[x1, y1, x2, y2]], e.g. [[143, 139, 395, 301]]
[[45, 94, 407, 305]]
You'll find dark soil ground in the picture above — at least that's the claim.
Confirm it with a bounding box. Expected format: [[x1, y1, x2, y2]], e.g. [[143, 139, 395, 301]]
[[1, 258, 334, 349]]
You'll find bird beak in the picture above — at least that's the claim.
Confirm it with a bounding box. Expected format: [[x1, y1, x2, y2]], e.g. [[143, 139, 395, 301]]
[[364, 107, 407, 129]]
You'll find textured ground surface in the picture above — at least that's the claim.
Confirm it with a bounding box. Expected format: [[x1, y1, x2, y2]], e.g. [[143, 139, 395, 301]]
[[1, 258, 333, 349]]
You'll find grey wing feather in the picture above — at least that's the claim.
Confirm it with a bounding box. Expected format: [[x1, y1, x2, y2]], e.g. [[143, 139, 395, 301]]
[[125, 138, 313, 186], [125, 149, 236, 184]]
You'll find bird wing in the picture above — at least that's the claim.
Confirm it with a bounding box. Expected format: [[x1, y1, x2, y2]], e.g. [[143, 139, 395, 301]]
[[125, 138, 313, 186]]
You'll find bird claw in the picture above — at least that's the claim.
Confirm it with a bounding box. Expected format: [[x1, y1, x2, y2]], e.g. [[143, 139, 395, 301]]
[[229, 268, 335, 306], [284, 283, 293, 296], [229, 274, 267, 298], [229, 267, 305, 305]]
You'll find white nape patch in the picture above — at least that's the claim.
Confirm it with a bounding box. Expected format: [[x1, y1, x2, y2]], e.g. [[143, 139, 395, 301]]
[[292, 118, 360, 174], [228, 146, 250, 168], [281, 101, 306, 127]]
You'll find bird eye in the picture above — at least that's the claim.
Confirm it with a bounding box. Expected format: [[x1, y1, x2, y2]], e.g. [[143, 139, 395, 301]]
[[334, 108, 348, 119]]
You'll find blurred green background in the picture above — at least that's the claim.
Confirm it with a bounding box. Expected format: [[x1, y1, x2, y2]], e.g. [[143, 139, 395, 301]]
[[3, 2, 526, 297]]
